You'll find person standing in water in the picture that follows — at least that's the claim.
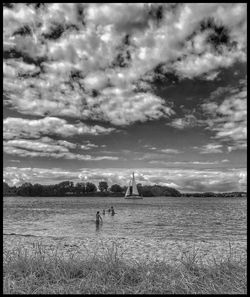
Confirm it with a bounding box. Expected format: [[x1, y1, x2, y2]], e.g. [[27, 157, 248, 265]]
[[102, 209, 105, 215], [96, 211, 103, 225], [110, 206, 115, 216]]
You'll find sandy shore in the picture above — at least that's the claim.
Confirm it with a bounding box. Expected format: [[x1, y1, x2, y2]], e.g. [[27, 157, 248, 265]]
[[3, 234, 246, 265]]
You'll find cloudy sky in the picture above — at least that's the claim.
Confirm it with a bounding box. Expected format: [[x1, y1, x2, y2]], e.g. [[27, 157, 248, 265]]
[[3, 3, 247, 192]]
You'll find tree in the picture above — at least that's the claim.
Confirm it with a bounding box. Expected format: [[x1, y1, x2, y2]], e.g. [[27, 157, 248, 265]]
[[85, 182, 97, 193], [31, 183, 43, 196], [58, 181, 74, 189], [75, 182, 85, 195], [151, 185, 165, 196], [140, 185, 153, 197], [98, 181, 108, 192], [17, 182, 33, 196], [3, 182, 10, 195], [42, 185, 55, 196], [137, 183, 142, 195], [56, 181, 74, 195], [110, 184, 123, 193], [122, 186, 127, 193], [164, 186, 181, 197]]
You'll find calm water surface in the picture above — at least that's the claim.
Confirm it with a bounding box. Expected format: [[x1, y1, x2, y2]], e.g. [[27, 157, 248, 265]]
[[4, 196, 246, 242]]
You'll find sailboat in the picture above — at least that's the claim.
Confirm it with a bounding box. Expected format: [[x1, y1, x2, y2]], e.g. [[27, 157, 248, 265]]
[[125, 172, 143, 199]]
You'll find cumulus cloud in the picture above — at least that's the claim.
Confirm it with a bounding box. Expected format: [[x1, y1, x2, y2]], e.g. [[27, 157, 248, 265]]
[[3, 135, 118, 161], [138, 152, 170, 161], [202, 81, 247, 150], [3, 117, 115, 140], [3, 137, 98, 153], [203, 71, 220, 81], [160, 148, 182, 154], [3, 4, 246, 183], [143, 145, 181, 154], [149, 160, 222, 165], [4, 139, 69, 153], [4, 145, 119, 162], [3, 167, 246, 193], [172, 51, 245, 80], [167, 114, 203, 129], [3, 3, 246, 126], [193, 143, 224, 154]]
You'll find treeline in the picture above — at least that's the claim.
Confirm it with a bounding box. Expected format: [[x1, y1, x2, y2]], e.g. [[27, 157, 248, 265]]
[[182, 192, 247, 197], [3, 181, 182, 197]]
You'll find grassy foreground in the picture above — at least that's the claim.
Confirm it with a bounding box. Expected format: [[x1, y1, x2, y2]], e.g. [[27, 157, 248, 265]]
[[3, 242, 246, 294]]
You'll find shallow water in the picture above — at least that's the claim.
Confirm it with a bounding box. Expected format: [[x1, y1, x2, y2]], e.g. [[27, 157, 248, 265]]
[[3, 196, 247, 263]]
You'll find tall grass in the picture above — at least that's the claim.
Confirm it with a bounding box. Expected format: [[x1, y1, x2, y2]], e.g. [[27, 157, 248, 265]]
[[3, 241, 246, 294]]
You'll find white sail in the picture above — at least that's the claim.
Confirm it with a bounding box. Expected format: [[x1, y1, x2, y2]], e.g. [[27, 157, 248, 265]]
[[125, 179, 131, 197], [124, 172, 142, 199], [132, 172, 139, 195]]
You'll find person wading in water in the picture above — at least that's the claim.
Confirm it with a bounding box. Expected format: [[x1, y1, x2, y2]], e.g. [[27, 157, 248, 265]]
[[110, 206, 115, 216], [96, 211, 103, 225]]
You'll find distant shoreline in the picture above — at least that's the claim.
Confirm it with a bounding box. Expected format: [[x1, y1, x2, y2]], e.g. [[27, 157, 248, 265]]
[[3, 192, 246, 198], [3, 180, 246, 198]]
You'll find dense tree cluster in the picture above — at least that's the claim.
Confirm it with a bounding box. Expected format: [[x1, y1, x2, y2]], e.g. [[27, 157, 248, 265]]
[[182, 192, 246, 197], [3, 181, 182, 197], [3, 181, 245, 198]]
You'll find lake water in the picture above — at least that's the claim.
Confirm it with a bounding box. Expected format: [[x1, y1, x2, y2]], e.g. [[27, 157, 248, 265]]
[[3, 196, 247, 264]]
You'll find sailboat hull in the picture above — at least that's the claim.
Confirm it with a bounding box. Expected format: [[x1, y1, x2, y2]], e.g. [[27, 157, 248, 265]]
[[125, 195, 143, 199]]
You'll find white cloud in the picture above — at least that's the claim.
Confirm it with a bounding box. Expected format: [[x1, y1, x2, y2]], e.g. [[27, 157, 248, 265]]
[[3, 136, 117, 161], [172, 50, 245, 80], [167, 114, 203, 129], [97, 89, 174, 125], [83, 71, 109, 91], [9, 159, 21, 163], [3, 3, 246, 126], [3, 137, 98, 153], [194, 143, 224, 154], [143, 146, 181, 154], [86, 3, 150, 33], [3, 117, 115, 140], [202, 83, 247, 150], [227, 142, 247, 152], [137, 152, 170, 161], [160, 149, 181, 154], [4, 145, 119, 162], [3, 59, 40, 78], [149, 160, 220, 165], [4, 139, 69, 153], [203, 71, 220, 81]]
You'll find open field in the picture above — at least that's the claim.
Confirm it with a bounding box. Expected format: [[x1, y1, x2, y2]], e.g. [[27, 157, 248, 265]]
[[3, 241, 247, 294]]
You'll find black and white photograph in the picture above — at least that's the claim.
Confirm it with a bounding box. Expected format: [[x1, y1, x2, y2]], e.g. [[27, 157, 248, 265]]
[[3, 3, 246, 294]]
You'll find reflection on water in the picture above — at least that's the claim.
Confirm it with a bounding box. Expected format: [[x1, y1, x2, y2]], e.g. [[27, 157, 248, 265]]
[[3, 196, 247, 263]]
